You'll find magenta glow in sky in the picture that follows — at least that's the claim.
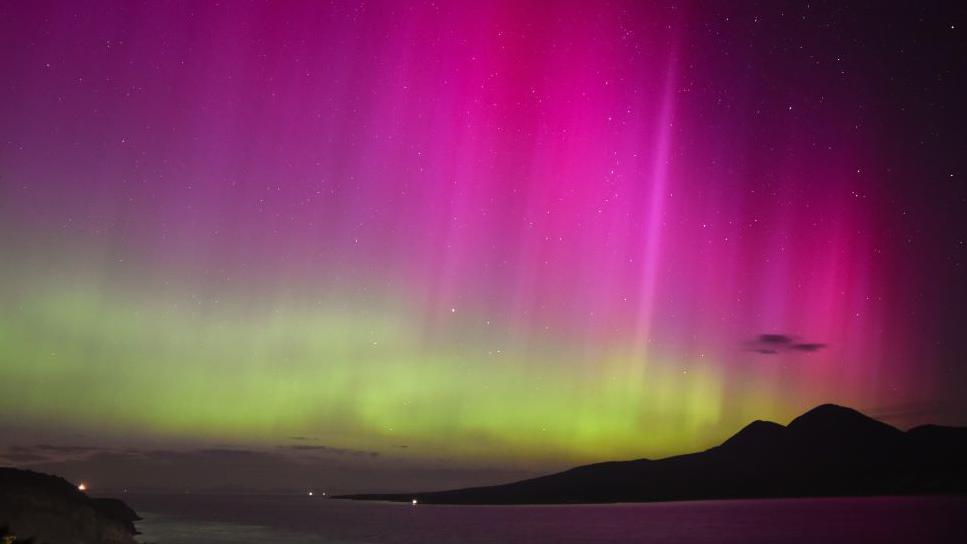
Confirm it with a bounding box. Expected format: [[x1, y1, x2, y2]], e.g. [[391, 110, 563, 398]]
[[1, 1, 965, 491]]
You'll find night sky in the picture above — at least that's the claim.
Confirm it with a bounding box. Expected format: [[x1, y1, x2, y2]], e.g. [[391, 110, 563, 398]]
[[1, 1, 965, 493]]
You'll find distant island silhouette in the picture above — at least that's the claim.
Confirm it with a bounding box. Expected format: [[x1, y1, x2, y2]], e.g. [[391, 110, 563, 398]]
[[338, 404, 967, 504]]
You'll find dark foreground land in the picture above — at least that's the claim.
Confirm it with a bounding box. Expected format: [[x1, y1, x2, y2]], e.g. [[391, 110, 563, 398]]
[[0, 468, 140, 544], [340, 404, 967, 504]]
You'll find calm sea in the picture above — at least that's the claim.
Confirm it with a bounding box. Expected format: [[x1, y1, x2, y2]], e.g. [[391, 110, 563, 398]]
[[125, 494, 965, 544]]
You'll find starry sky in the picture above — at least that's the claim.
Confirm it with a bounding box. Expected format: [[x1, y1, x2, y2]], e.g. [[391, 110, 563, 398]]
[[1, 0, 965, 493]]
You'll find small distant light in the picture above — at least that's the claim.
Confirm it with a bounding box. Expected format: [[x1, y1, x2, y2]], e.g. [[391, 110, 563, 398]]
[[308, 491, 314, 496], [322, 492, 327, 496], [78, 483, 88, 491], [411, 499, 418, 505]]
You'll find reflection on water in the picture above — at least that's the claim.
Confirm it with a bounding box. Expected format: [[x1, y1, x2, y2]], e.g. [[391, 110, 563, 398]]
[[129, 494, 965, 544], [137, 513, 332, 544]]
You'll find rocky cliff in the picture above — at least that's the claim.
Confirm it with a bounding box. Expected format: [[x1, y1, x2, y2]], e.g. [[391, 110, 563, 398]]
[[0, 468, 139, 544]]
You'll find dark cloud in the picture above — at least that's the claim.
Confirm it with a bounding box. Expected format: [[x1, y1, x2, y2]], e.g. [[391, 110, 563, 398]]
[[0, 447, 49, 463], [758, 334, 793, 345], [24, 445, 534, 495], [0, 444, 104, 465], [790, 343, 826, 352], [748, 334, 826, 355], [5, 446, 38, 454], [33, 444, 103, 454], [197, 448, 266, 457], [282, 444, 379, 457], [867, 402, 948, 423]]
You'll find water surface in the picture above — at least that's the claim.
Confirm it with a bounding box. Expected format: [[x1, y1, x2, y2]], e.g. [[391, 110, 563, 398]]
[[128, 494, 966, 544]]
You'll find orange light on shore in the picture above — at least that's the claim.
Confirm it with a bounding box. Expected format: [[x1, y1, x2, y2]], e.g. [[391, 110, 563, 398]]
[[78, 483, 88, 491]]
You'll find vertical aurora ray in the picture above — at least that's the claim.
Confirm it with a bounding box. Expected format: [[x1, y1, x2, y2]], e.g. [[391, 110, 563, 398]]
[[0, 0, 960, 484], [632, 50, 678, 383]]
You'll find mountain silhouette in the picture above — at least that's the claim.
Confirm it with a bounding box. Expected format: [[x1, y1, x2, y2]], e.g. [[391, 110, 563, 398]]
[[339, 404, 967, 504]]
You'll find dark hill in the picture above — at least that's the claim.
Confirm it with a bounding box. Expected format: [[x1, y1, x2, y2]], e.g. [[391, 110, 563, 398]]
[[0, 467, 140, 544], [339, 404, 967, 504]]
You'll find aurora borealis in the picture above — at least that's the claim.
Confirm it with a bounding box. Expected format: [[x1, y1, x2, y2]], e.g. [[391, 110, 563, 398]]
[[1, 1, 965, 492]]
